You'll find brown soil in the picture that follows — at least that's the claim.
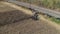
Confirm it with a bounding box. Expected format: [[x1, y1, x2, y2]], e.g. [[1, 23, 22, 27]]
[[0, 19, 60, 34], [0, 9, 60, 34], [0, 10, 31, 26], [0, 1, 60, 34]]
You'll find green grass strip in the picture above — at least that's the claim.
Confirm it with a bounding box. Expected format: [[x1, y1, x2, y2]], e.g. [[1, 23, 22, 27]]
[[48, 17, 60, 24]]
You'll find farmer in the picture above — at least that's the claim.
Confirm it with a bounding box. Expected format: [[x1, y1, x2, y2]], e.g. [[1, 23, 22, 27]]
[[32, 12, 40, 20]]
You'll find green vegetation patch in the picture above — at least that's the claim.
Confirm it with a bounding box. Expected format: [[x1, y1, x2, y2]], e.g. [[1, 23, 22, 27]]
[[48, 17, 60, 24]]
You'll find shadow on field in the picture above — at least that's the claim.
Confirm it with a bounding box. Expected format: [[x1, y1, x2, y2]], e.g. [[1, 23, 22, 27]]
[[0, 10, 32, 26]]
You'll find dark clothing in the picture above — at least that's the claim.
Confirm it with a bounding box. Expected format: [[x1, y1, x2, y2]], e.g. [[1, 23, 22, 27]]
[[32, 12, 39, 20]]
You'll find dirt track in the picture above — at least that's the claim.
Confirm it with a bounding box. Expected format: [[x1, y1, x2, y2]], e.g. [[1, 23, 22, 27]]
[[0, 10, 60, 34], [0, 2, 32, 26], [0, 10, 31, 26], [0, 18, 60, 34], [0, 2, 60, 34]]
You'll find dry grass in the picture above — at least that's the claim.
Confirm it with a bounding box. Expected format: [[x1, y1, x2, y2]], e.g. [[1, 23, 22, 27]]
[[0, 1, 16, 12], [0, 2, 32, 26], [0, 1, 60, 34]]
